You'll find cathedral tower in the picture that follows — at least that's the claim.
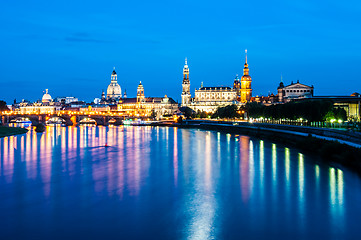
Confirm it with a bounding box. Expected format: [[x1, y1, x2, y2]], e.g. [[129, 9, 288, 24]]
[[233, 74, 241, 99], [181, 58, 191, 106], [240, 50, 252, 103]]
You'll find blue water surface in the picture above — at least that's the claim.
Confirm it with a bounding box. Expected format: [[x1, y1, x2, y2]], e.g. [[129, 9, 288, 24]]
[[1, 126, 361, 239]]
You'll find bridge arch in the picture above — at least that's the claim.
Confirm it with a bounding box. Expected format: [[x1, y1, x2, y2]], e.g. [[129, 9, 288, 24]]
[[79, 117, 98, 125], [46, 116, 66, 124]]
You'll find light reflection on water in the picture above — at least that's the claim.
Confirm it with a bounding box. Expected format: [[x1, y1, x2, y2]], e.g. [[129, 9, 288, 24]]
[[0, 126, 361, 239]]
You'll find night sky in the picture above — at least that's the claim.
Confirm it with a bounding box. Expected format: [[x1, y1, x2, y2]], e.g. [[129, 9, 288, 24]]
[[1, 0, 360, 103]]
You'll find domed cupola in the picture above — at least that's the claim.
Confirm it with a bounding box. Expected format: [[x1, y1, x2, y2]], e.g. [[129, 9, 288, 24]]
[[107, 67, 122, 100], [42, 89, 52, 103]]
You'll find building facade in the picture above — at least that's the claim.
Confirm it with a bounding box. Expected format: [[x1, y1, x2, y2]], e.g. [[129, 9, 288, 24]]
[[106, 69, 122, 100], [117, 81, 179, 119], [277, 80, 314, 102], [181, 58, 191, 106], [16, 89, 62, 114], [240, 50, 252, 103], [181, 51, 252, 113]]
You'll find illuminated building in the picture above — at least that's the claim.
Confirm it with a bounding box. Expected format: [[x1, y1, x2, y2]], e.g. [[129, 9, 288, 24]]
[[192, 86, 237, 112], [180, 51, 251, 113], [19, 103, 61, 114], [42, 89, 52, 103], [16, 89, 61, 114], [117, 82, 178, 118], [277, 80, 314, 102], [79, 105, 110, 112], [55, 96, 79, 104], [181, 58, 191, 106], [240, 49, 252, 102], [106, 68, 122, 100], [233, 75, 241, 98]]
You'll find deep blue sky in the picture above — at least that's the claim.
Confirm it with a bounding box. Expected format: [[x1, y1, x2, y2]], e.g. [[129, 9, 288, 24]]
[[1, 0, 360, 103]]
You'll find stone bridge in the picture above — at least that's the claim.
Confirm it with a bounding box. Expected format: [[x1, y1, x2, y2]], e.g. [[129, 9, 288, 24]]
[[1, 114, 124, 126]]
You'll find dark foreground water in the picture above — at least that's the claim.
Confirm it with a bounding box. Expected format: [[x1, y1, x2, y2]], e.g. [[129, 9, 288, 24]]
[[1, 126, 361, 239]]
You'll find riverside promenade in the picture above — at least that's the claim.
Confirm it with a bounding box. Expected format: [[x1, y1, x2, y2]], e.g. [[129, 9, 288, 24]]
[[181, 120, 361, 148]]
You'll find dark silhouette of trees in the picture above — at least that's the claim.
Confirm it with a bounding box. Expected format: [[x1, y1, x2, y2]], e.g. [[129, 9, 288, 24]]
[[179, 107, 195, 119], [245, 100, 347, 121], [212, 104, 240, 119], [195, 110, 211, 119], [0, 101, 9, 111]]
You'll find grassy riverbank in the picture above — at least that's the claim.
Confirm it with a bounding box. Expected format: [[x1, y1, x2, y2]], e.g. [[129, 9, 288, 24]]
[[0, 126, 28, 138]]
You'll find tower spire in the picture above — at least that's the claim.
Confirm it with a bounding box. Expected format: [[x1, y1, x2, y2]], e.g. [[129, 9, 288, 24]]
[[245, 49, 247, 65], [181, 58, 191, 106], [240, 49, 252, 103]]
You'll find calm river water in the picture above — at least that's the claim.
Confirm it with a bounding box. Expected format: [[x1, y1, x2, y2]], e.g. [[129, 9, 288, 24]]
[[1, 126, 361, 239]]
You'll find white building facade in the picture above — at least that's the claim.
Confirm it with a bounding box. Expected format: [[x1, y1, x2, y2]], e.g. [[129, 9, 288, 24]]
[[180, 51, 252, 113], [277, 80, 314, 102]]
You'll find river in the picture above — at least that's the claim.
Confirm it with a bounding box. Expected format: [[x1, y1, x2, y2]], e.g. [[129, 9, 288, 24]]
[[1, 125, 361, 239]]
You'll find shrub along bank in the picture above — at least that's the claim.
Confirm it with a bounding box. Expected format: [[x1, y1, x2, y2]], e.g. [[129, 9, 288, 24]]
[[0, 126, 28, 138]]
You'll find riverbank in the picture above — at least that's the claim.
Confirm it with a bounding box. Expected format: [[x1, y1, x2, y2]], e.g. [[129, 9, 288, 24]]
[[177, 120, 361, 174], [0, 126, 28, 138]]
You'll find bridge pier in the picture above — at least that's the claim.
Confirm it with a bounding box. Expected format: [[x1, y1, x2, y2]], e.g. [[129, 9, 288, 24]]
[[1, 115, 9, 125]]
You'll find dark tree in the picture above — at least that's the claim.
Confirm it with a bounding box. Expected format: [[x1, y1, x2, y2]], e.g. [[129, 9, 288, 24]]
[[245, 100, 343, 122], [179, 106, 195, 119], [212, 104, 240, 119], [150, 109, 157, 119], [0, 101, 10, 111]]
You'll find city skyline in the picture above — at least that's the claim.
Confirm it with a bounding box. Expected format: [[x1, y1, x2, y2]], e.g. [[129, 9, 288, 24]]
[[1, 0, 361, 103]]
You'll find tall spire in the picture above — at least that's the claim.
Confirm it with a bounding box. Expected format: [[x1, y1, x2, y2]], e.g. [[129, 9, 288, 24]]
[[245, 49, 248, 65], [183, 57, 189, 82], [181, 57, 191, 106], [243, 50, 249, 75]]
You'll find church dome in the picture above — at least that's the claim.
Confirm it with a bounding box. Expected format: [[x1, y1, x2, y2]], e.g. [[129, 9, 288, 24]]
[[42, 89, 52, 103], [107, 82, 121, 99], [106, 68, 122, 99]]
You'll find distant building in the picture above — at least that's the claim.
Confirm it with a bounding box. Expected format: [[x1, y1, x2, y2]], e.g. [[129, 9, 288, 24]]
[[277, 80, 314, 103], [301, 94, 361, 121], [251, 94, 277, 105], [117, 82, 178, 119], [181, 50, 252, 113], [181, 58, 191, 106], [94, 98, 101, 104], [106, 68, 122, 100], [240, 49, 252, 103], [192, 86, 237, 112], [55, 96, 79, 104], [79, 105, 110, 112], [42, 89, 52, 103], [14, 89, 61, 114]]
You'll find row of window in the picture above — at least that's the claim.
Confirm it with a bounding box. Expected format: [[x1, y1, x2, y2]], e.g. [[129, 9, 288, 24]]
[[196, 97, 234, 101], [286, 89, 311, 93]]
